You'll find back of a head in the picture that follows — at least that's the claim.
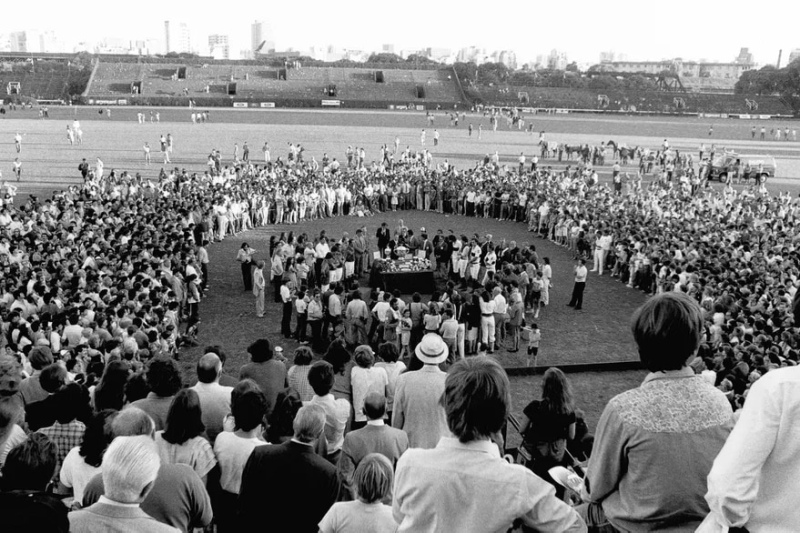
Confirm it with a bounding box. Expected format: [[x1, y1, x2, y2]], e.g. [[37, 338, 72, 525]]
[[163, 388, 205, 445], [196, 352, 220, 384], [146, 358, 183, 397], [444, 357, 510, 443], [247, 338, 273, 363], [113, 407, 155, 437], [53, 382, 88, 424], [1, 432, 58, 491], [363, 392, 386, 421], [29, 347, 54, 371], [80, 409, 118, 467], [353, 453, 393, 504], [292, 404, 326, 444], [40, 363, 68, 394], [541, 368, 574, 415], [231, 380, 268, 432], [632, 292, 704, 372], [307, 361, 335, 397], [102, 436, 160, 504]]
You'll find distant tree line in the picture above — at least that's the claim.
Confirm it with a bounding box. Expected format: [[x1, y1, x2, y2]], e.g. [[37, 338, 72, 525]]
[[735, 59, 800, 113]]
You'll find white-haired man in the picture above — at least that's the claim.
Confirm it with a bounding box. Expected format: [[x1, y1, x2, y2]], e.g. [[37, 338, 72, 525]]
[[69, 436, 179, 532]]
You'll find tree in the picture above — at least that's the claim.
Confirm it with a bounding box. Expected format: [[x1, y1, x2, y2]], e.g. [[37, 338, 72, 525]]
[[405, 54, 438, 67], [452, 62, 478, 83], [588, 75, 619, 90], [367, 53, 403, 63], [477, 62, 510, 85]]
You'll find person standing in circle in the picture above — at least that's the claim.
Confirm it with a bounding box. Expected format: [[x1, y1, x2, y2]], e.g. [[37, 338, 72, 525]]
[[567, 258, 587, 311], [253, 260, 266, 318], [236, 243, 256, 292]]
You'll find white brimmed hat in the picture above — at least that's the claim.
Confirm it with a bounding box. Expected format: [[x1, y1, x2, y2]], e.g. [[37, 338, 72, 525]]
[[415, 333, 448, 365]]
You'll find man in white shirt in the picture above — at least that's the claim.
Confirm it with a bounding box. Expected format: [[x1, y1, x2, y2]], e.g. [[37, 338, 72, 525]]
[[700, 365, 800, 533], [345, 292, 369, 346], [190, 353, 233, 444], [492, 286, 508, 348], [393, 357, 585, 532], [306, 361, 351, 463], [567, 259, 588, 310]]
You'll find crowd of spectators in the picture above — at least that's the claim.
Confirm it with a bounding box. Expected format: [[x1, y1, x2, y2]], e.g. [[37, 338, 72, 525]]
[[1, 139, 799, 531]]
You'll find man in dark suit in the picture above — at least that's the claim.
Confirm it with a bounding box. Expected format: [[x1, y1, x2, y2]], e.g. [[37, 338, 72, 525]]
[[419, 232, 434, 260], [238, 405, 340, 532], [338, 393, 408, 498], [353, 228, 368, 275], [376, 223, 390, 257]]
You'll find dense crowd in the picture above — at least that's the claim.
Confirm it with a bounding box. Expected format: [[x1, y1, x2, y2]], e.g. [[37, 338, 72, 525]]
[[1, 136, 799, 532]]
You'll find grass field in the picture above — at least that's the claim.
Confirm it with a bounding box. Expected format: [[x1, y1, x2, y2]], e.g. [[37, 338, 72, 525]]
[[2, 106, 799, 190], [2, 105, 792, 430]]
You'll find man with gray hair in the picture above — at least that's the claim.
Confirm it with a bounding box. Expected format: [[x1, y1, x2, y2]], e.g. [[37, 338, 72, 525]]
[[239, 404, 341, 532], [69, 436, 180, 532], [82, 407, 213, 532]]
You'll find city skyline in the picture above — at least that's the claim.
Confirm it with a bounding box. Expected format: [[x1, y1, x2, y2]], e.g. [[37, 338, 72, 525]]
[[0, 0, 796, 67]]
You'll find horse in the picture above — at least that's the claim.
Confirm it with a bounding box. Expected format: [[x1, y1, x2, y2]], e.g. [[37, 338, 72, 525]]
[[564, 145, 584, 160], [606, 140, 621, 158]]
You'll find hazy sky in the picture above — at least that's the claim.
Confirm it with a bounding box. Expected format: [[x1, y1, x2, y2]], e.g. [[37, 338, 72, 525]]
[[3, 0, 797, 65]]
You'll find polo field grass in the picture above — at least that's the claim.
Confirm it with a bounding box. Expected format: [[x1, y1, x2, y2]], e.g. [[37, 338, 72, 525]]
[[2, 106, 800, 191], [1, 106, 793, 428]]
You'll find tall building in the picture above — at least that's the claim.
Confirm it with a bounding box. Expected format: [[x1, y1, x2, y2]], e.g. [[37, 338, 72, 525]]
[[735, 47, 754, 65], [787, 49, 800, 65], [599, 51, 615, 63], [208, 34, 230, 59], [547, 49, 568, 70], [496, 50, 517, 69], [164, 20, 191, 54], [457, 46, 488, 64], [251, 20, 275, 56], [382, 44, 395, 54]]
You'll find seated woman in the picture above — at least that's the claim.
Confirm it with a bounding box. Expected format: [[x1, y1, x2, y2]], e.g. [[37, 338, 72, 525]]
[[519, 368, 577, 500]]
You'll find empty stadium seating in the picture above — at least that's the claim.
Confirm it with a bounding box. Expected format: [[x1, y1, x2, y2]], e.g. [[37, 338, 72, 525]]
[[0, 61, 72, 102], [86, 61, 465, 106], [472, 84, 793, 115]]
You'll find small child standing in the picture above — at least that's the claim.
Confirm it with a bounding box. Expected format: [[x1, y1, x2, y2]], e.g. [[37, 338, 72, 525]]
[[524, 323, 541, 367], [399, 308, 412, 360]]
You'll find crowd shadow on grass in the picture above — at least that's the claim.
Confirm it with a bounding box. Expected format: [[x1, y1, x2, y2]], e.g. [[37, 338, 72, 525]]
[[178, 211, 646, 382]]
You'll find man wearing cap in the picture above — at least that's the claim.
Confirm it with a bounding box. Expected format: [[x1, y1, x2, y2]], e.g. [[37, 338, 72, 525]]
[[392, 333, 449, 449]]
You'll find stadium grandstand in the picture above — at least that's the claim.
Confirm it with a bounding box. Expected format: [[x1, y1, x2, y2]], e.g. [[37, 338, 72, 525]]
[[469, 84, 793, 115], [0, 53, 79, 104], [85, 58, 468, 109]]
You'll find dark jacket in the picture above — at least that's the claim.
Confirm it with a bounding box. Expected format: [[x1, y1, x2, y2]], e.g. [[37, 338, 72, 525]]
[[238, 440, 341, 533]]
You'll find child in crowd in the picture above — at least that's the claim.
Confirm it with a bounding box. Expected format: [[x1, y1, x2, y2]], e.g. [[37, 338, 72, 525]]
[[399, 308, 412, 360], [524, 323, 541, 367]]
